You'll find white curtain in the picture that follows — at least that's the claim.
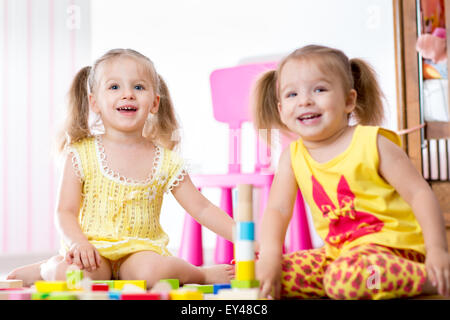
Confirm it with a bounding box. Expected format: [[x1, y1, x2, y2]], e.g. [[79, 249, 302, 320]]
[[0, 0, 91, 254]]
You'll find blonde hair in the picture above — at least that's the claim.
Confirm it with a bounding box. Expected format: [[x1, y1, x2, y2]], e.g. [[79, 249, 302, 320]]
[[252, 45, 385, 140], [57, 48, 180, 152]]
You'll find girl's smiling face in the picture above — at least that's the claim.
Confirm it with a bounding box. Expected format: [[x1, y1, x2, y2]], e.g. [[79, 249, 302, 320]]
[[277, 58, 356, 144], [89, 55, 160, 136]]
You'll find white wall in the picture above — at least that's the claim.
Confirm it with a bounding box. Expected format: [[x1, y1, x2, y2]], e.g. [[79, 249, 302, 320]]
[[90, 0, 397, 254]]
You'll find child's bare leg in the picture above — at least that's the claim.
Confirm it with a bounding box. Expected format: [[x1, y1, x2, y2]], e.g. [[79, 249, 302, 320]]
[[6, 259, 48, 287], [119, 251, 235, 289], [40, 255, 112, 281]]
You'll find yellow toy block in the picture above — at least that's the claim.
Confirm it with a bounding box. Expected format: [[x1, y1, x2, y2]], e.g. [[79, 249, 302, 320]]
[[236, 261, 255, 280], [169, 289, 203, 300], [113, 280, 146, 291], [0, 279, 23, 289], [35, 281, 68, 292]]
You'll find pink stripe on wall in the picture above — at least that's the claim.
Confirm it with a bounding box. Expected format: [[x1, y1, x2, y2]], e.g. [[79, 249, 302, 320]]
[[26, 0, 33, 252], [71, 0, 76, 76], [2, 0, 9, 253], [48, 0, 55, 250]]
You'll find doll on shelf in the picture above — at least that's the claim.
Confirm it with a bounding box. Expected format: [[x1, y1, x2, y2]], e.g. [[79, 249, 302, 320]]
[[416, 27, 447, 79]]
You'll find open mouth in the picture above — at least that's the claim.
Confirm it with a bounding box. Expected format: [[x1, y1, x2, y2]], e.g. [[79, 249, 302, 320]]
[[298, 113, 322, 123], [116, 105, 138, 113]]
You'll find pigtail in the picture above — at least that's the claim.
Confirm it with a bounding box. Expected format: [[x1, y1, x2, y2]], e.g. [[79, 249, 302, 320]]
[[251, 70, 288, 145], [350, 58, 384, 126], [57, 66, 92, 153], [144, 74, 180, 150]]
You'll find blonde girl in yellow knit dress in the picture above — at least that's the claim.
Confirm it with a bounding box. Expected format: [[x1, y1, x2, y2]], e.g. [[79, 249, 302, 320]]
[[252, 45, 450, 299], [7, 49, 235, 288]]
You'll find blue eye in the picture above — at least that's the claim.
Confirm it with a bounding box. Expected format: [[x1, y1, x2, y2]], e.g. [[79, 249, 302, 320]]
[[135, 85, 144, 90], [110, 84, 119, 90], [314, 87, 326, 93], [287, 92, 297, 98]]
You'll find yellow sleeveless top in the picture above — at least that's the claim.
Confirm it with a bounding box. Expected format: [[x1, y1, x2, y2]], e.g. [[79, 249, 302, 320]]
[[61, 136, 187, 261], [290, 125, 425, 259]]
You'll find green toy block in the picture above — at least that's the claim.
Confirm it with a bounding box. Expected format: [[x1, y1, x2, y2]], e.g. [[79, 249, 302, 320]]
[[48, 292, 78, 300], [231, 279, 260, 289], [66, 269, 83, 290], [92, 280, 114, 289], [183, 284, 214, 294], [31, 292, 50, 300], [159, 279, 179, 290]]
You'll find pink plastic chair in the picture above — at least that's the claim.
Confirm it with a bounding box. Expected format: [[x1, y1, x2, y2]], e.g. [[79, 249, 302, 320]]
[[178, 62, 312, 266]]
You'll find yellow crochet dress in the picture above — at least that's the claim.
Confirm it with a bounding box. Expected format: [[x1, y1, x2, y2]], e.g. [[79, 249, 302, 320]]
[[61, 136, 187, 261]]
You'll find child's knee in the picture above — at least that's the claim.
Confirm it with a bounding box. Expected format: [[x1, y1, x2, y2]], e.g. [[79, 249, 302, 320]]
[[323, 257, 379, 299]]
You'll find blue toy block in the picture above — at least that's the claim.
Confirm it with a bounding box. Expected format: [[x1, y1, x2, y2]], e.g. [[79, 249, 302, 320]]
[[236, 222, 254, 241], [213, 283, 231, 294]]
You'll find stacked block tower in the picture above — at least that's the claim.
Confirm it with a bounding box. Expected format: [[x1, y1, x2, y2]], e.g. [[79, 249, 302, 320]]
[[231, 184, 259, 289]]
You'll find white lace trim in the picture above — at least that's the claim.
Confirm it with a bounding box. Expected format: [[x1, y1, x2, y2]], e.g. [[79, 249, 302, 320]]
[[66, 146, 84, 181], [94, 135, 163, 186], [166, 166, 188, 193]]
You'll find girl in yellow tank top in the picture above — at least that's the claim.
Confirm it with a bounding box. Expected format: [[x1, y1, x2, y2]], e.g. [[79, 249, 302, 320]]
[[7, 49, 235, 288], [252, 45, 450, 299]]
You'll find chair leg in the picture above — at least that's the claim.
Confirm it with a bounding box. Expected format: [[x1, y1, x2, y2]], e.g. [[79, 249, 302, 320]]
[[289, 191, 313, 252], [178, 212, 203, 266], [214, 187, 234, 264]]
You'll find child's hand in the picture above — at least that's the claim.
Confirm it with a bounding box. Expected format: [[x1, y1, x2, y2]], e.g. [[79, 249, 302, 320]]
[[256, 253, 282, 299], [65, 241, 102, 272], [425, 247, 450, 297]]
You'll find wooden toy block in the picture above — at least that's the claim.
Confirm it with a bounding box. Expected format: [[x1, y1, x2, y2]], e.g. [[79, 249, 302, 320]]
[[183, 284, 214, 294], [31, 292, 50, 300], [108, 291, 122, 300], [78, 292, 110, 300], [236, 222, 255, 240], [92, 283, 110, 291], [66, 269, 83, 290], [213, 288, 260, 300], [92, 280, 114, 289], [169, 289, 203, 300], [8, 290, 32, 300], [236, 184, 253, 222], [235, 240, 255, 261], [113, 280, 146, 291], [0, 279, 23, 289], [121, 292, 161, 300], [48, 292, 78, 300], [236, 261, 255, 280], [121, 283, 146, 293], [231, 279, 260, 289], [213, 283, 231, 294], [35, 281, 68, 292], [0, 291, 9, 300], [159, 278, 179, 289]]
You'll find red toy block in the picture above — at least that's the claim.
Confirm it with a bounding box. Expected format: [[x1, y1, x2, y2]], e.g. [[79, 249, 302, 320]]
[[92, 283, 109, 292], [120, 292, 160, 300]]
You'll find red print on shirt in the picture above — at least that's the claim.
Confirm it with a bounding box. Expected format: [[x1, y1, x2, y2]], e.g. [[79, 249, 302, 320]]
[[312, 175, 384, 248]]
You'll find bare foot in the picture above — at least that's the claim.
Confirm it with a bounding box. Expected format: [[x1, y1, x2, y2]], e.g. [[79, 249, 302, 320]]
[[6, 260, 47, 287], [200, 264, 235, 284]]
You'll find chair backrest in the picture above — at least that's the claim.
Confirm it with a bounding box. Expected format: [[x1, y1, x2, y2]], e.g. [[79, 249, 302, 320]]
[[209, 62, 278, 173]]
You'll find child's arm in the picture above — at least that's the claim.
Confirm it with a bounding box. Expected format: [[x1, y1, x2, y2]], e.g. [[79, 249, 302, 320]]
[[378, 134, 450, 297], [171, 174, 235, 242], [257, 147, 298, 299], [55, 154, 101, 272]]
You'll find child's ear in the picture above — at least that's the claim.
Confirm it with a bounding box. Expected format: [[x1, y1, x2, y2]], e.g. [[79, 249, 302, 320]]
[[345, 89, 357, 114], [89, 93, 100, 114], [150, 95, 160, 115]]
